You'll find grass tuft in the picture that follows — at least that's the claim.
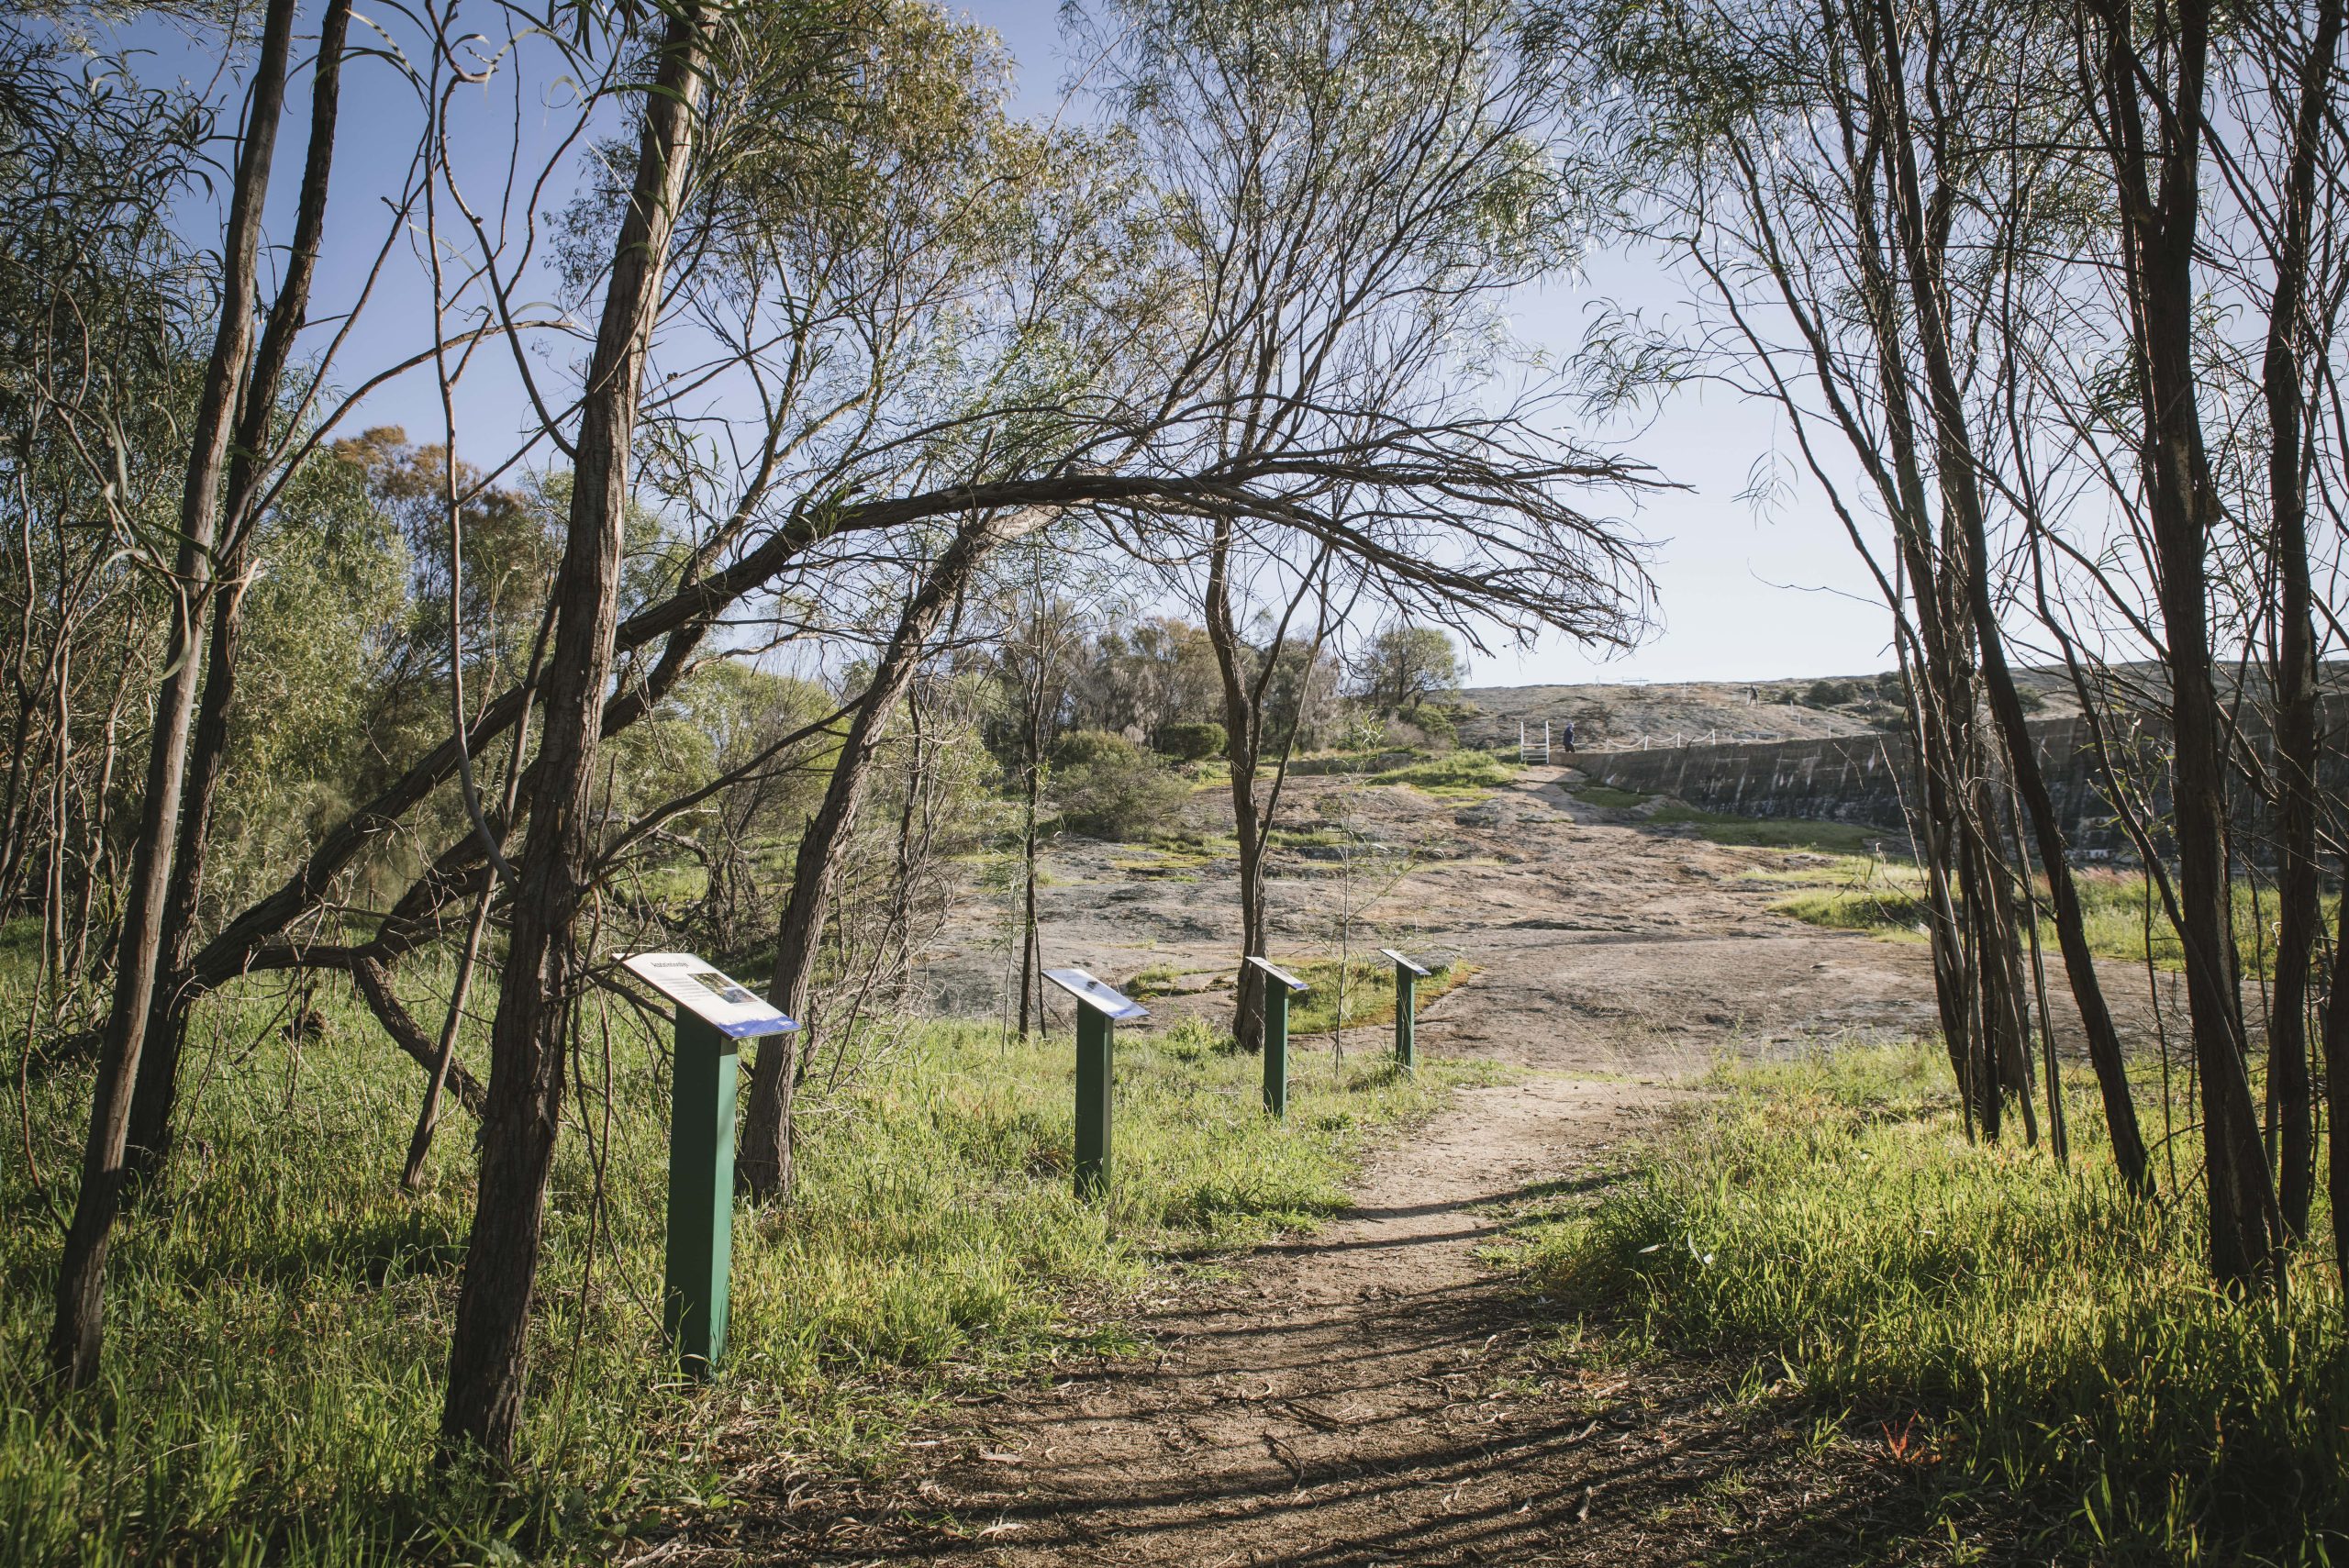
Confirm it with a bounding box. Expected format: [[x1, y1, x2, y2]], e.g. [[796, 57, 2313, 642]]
[[1520, 1044, 2349, 1563], [1369, 751, 1522, 797]]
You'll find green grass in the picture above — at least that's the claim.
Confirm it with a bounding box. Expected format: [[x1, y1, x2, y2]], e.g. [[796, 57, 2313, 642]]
[[1644, 804, 1893, 855], [1519, 1045, 2349, 1562], [1280, 956, 1476, 1036], [0, 977, 1480, 1565], [1568, 783, 1646, 808], [1763, 857, 2332, 975], [1368, 751, 1522, 797]]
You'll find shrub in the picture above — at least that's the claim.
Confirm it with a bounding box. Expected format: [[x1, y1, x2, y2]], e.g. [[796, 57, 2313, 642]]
[[1804, 678, 1860, 706], [1154, 720, 1228, 762], [1051, 729, 1188, 839]]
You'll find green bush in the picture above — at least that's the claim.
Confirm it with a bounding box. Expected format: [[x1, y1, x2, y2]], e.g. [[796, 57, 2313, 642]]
[[1153, 721, 1227, 762], [1804, 678, 1860, 706], [1050, 729, 1188, 840]]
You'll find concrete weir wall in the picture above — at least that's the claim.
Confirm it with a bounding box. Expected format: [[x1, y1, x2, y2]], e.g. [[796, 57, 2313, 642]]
[[1575, 715, 2254, 857], [1580, 729, 1916, 832]]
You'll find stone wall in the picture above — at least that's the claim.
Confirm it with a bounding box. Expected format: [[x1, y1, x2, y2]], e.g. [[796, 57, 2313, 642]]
[[1575, 712, 2342, 858]]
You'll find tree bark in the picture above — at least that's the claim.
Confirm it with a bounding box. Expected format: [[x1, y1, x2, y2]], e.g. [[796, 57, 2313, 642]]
[[438, 1, 707, 1463], [46, 0, 300, 1387], [125, 0, 355, 1187], [2325, 849, 2349, 1292], [738, 507, 1044, 1202], [2091, 0, 2279, 1287], [2255, 0, 2341, 1241], [1859, 0, 2147, 1186], [1204, 517, 1267, 1054]]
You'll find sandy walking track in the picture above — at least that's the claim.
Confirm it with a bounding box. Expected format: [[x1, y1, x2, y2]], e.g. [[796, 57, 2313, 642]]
[[719, 1075, 1930, 1568], [675, 771, 2059, 1565]]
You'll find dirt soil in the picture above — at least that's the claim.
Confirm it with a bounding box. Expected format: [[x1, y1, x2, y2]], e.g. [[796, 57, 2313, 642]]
[[921, 762, 2166, 1076], [659, 767, 2134, 1565]]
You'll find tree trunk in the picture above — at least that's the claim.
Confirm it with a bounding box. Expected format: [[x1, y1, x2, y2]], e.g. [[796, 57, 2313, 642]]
[[2092, 0, 2279, 1287], [2256, 0, 2341, 1240], [46, 0, 299, 1387], [2324, 849, 2349, 1293], [1859, 0, 2149, 1186], [1203, 517, 1267, 1054], [737, 507, 1045, 1203], [125, 0, 355, 1186], [438, 2, 706, 1463]]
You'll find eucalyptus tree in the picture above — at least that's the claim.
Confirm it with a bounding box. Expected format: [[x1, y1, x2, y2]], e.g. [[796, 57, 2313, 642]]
[[2065, 0, 2349, 1287], [1568, 0, 2166, 1167], [1085, 0, 1653, 1051], [47, 0, 350, 1389], [0, 18, 207, 991]]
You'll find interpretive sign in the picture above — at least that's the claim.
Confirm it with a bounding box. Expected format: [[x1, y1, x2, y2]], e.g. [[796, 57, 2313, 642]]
[[1380, 949, 1431, 1073], [621, 951, 797, 1374], [622, 951, 798, 1038], [1042, 966, 1149, 1020], [1043, 968, 1148, 1197], [1245, 957, 1309, 1118]]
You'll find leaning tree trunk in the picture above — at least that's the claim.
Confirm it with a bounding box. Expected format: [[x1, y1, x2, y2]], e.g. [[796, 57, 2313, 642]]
[[124, 0, 355, 1185], [46, 0, 299, 1387], [737, 507, 1045, 1203], [438, 2, 706, 1464]]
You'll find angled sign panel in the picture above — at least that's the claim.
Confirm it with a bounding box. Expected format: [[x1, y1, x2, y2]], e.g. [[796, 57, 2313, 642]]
[[1377, 947, 1432, 978], [1042, 966, 1149, 1021], [1244, 955, 1310, 993], [623, 951, 799, 1039]]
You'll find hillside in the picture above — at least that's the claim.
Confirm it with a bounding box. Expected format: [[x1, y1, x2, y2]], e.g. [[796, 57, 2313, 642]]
[[1455, 667, 2094, 753]]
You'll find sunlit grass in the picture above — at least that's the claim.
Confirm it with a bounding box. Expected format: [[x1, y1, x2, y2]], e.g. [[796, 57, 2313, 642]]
[[0, 975, 1480, 1565], [1762, 856, 2330, 975], [1281, 955, 1476, 1036], [1369, 751, 1522, 796], [1518, 1044, 2349, 1563]]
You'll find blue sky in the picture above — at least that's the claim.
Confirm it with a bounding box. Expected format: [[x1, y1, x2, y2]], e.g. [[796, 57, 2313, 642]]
[[957, 1, 1898, 687], [109, 0, 1898, 691]]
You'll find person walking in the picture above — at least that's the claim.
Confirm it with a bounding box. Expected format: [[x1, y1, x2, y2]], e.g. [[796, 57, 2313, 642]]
[[1561, 719, 1576, 754]]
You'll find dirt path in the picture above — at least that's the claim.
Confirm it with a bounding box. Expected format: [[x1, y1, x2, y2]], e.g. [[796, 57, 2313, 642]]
[[695, 772, 2031, 1564], [718, 1073, 1932, 1568]]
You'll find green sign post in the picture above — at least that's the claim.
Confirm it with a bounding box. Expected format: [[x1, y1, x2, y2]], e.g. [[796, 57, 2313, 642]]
[[1043, 967, 1148, 1198], [623, 952, 798, 1376], [1247, 957, 1309, 1118], [1379, 948, 1432, 1074]]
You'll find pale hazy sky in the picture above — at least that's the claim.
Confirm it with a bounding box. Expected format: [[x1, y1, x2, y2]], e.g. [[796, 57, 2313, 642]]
[[958, 0, 1898, 687]]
